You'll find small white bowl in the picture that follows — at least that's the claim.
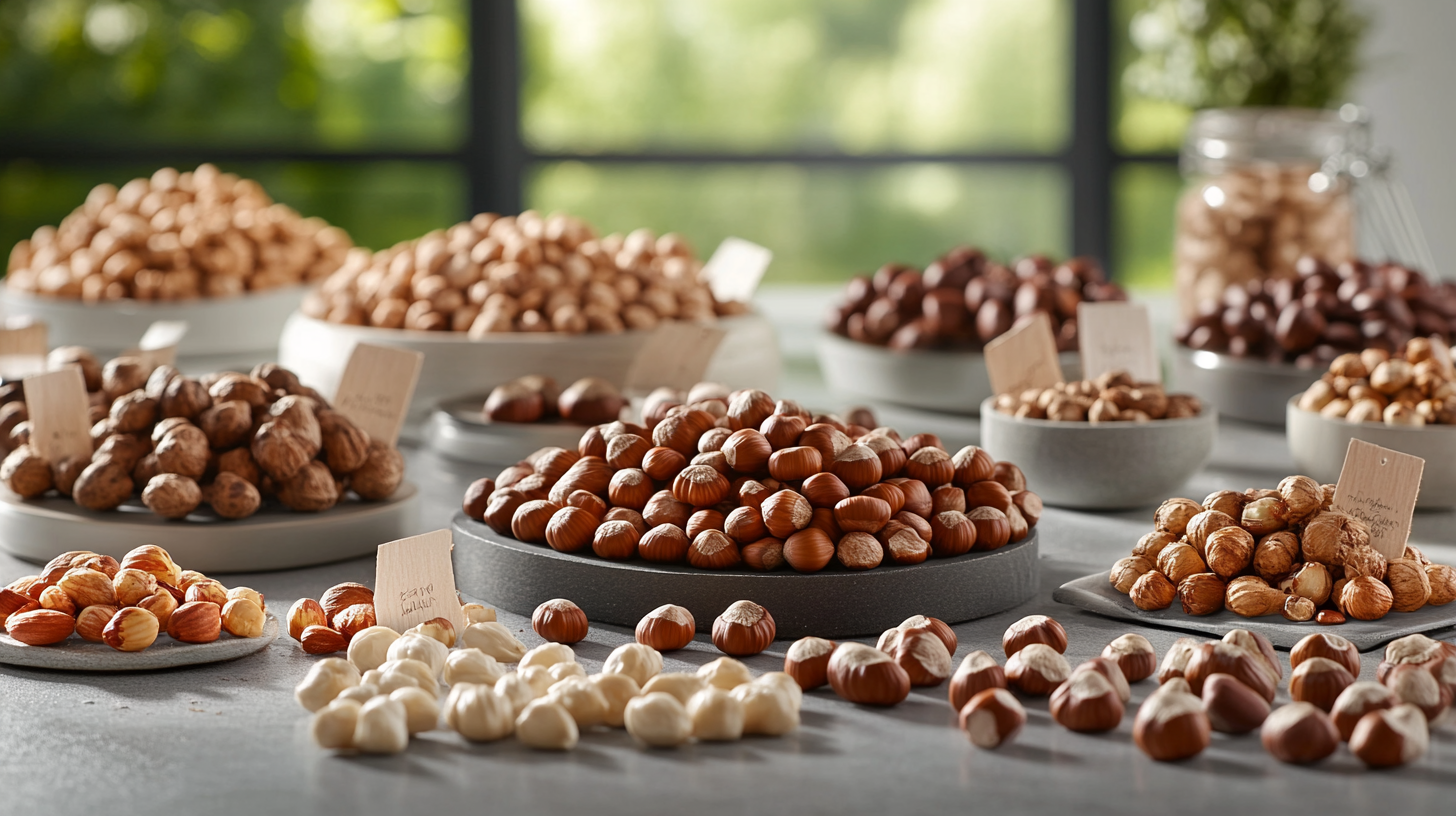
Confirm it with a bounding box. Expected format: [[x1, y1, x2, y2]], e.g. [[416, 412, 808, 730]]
[[1286, 397, 1456, 508], [817, 332, 1081, 416], [979, 397, 1218, 510], [278, 311, 781, 435], [426, 395, 595, 466], [1171, 345, 1323, 426]]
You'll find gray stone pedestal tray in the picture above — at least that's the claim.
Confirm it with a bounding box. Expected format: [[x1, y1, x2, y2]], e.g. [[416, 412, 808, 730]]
[[1054, 571, 1456, 651], [1171, 346, 1322, 427], [426, 396, 591, 466], [451, 513, 1039, 638], [0, 612, 278, 671], [0, 484, 421, 574]]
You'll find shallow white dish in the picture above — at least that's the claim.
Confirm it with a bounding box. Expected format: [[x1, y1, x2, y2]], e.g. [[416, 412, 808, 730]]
[[817, 332, 1081, 416], [1286, 397, 1456, 508], [1171, 345, 1323, 427], [0, 612, 278, 671], [278, 312, 781, 436], [0, 286, 307, 373], [0, 484, 421, 574], [979, 397, 1218, 510], [426, 395, 592, 466]]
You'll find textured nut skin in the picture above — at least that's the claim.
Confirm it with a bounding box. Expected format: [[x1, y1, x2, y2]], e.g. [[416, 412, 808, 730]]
[[167, 600, 222, 643], [1002, 615, 1067, 658], [959, 688, 1026, 749], [1201, 672, 1271, 733], [785, 637, 837, 691], [827, 642, 911, 706], [1103, 633, 1157, 682], [1134, 681, 1211, 761], [102, 607, 160, 651], [532, 599, 589, 644], [141, 473, 202, 519], [289, 598, 328, 640], [711, 601, 775, 656], [300, 625, 348, 654], [1130, 571, 1176, 611], [72, 457, 134, 511], [636, 604, 695, 651], [320, 583, 374, 625], [208, 472, 261, 519], [1261, 702, 1339, 764], [1342, 576, 1394, 620], [1005, 643, 1071, 695], [5, 609, 75, 645]]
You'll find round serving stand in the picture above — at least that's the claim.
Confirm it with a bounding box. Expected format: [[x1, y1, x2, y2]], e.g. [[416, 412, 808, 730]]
[[1286, 397, 1456, 508], [0, 613, 279, 671], [1171, 345, 1323, 426], [426, 396, 591, 466], [0, 484, 421, 574], [450, 514, 1039, 639]]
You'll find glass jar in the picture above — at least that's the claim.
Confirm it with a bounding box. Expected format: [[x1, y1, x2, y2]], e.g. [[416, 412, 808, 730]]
[[1174, 108, 1357, 319]]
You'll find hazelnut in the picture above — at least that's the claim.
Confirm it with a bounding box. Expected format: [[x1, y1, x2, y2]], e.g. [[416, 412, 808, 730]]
[[1154, 498, 1202, 535], [544, 506, 598, 553], [741, 537, 786, 571], [623, 691, 693, 748], [1156, 542, 1207, 584], [638, 524, 690, 563], [1384, 664, 1450, 721], [671, 464, 729, 508], [197, 400, 252, 450], [167, 600, 222, 644], [1102, 633, 1156, 682], [331, 603, 377, 640], [1184, 641, 1276, 702], [354, 697, 409, 755], [39, 586, 76, 617], [631, 603, 695, 652], [0, 445, 53, 498], [5, 609, 75, 645], [74, 604, 119, 642], [1332, 681, 1396, 741], [928, 510, 976, 557], [289, 598, 328, 641], [1001, 614, 1067, 658], [1184, 509, 1238, 555], [1380, 633, 1447, 682], [1292, 632, 1360, 678], [1177, 573, 1227, 615], [294, 657, 362, 712], [606, 468, 653, 510], [877, 625, 952, 686], [350, 441, 405, 501], [1050, 667, 1125, 732], [784, 637, 837, 690], [445, 683, 515, 742], [1253, 531, 1301, 581], [1341, 575, 1394, 620], [408, 617, 457, 648], [1132, 530, 1178, 561], [767, 446, 822, 482], [72, 456, 134, 511], [602, 641, 664, 688], [1349, 704, 1429, 768], [1005, 643, 1071, 695], [1129, 571, 1176, 611], [1201, 672, 1271, 733], [141, 473, 201, 519], [686, 687, 745, 742], [112, 568, 158, 607], [58, 568, 117, 608], [761, 489, 812, 539], [959, 687, 1027, 750], [1261, 702, 1339, 764], [712, 600, 775, 656], [1204, 526, 1254, 579], [220, 598, 266, 639], [558, 377, 624, 425], [531, 599, 588, 644], [319, 410, 371, 475], [1426, 564, 1456, 605], [1290, 656, 1356, 713], [642, 489, 691, 529], [1386, 557, 1432, 612], [514, 698, 582, 748], [1226, 577, 1287, 618], [1301, 510, 1369, 565], [1133, 679, 1211, 761], [783, 527, 834, 573], [207, 472, 261, 519], [349, 626, 402, 672], [827, 642, 911, 706], [904, 446, 953, 487], [892, 614, 956, 653]]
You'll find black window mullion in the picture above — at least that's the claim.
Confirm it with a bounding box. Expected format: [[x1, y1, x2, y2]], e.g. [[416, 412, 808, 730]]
[[1070, 0, 1114, 268], [468, 0, 525, 215]]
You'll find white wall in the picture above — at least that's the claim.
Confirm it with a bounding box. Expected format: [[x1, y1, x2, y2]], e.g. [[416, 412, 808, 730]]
[[1353, 0, 1456, 277]]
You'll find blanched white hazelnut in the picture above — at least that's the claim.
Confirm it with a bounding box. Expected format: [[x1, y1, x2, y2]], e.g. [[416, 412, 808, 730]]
[[732, 682, 799, 735], [602, 642, 663, 686], [389, 686, 441, 734], [354, 696, 409, 754], [687, 687, 745, 741], [444, 683, 514, 742], [545, 676, 610, 728], [515, 699, 580, 750], [295, 657, 361, 712], [378, 658, 436, 697], [520, 665, 555, 697], [444, 648, 506, 687], [698, 657, 753, 690], [360, 669, 385, 688], [548, 661, 586, 683], [589, 672, 642, 727], [462, 602, 496, 625], [408, 619, 457, 648], [624, 691, 692, 747], [642, 672, 707, 704], [336, 684, 380, 705], [752, 672, 803, 713], [347, 626, 400, 673], [386, 633, 448, 678], [520, 641, 576, 670], [461, 621, 528, 662], [311, 698, 361, 750], [495, 672, 541, 716]]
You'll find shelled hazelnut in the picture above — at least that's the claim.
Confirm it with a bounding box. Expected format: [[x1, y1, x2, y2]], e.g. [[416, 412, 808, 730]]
[[0, 545, 265, 652], [825, 247, 1126, 353], [482, 376, 627, 426], [995, 371, 1202, 423], [6, 164, 352, 302], [1176, 255, 1456, 366], [1295, 339, 1456, 426]]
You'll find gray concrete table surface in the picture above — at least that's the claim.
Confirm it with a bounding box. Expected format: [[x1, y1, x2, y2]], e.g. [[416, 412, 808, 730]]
[[3, 287, 1455, 816]]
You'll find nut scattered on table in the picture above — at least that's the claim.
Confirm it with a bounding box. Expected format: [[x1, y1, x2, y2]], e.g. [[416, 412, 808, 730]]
[[994, 370, 1202, 423]]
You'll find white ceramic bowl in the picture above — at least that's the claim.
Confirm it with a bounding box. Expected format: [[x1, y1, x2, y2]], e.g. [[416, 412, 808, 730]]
[[817, 332, 1080, 416], [278, 312, 781, 437], [0, 286, 307, 373], [1286, 397, 1456, 508], [979, 397, 1218, 510], [1171, 345, 1323, 427]]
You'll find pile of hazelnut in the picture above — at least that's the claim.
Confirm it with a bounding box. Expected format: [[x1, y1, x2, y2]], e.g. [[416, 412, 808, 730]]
[[1111, 476, 1456, 623], [483, 376, 625, 426], [1296, 339, 1456, 426], [1175, 256, 1456, 367], [993, 369, 1202, 423], [824, 247, 1127, 352], [296, 595, 801, 754], [0, 545, 268, 651], [0, 348, 404, 520], [5, 165, 351, 302], [304, 211, 746, 334], [461, 382, 1042, 573]]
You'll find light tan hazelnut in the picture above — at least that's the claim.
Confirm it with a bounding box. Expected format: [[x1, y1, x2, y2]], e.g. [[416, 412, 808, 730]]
[[624, 691, 692, 747], [446, 683, 515, 741], [386, 632, 448, 678], [444, 648, 507, 687], [311, 698, 361, 750], [353, 696, 409, 754], [347, 626, 402, 673], [589, 672, 642, 728], [697, 656, 753, 691], [295, 657, 362, 712], [686, 686, 745, 741], [461, 621, 527, 663], [731, 681, 799, 735], [602, 642, 663, 687], [515, 699, 579, 750]]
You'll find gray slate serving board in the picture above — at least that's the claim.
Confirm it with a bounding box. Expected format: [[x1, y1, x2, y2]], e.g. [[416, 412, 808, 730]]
[[0, 612, 278, 671], [452, 513, 1040, 639], [1054, 571, 1456, 652]]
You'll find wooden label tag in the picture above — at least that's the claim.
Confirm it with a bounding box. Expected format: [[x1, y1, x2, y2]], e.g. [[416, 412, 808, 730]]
[[126, 320, 189, 372], [702, 237, 773, 304], [984, 312, 1064, 397], [331, 343, 423, 447], [1077, 301, 1160, 383], [0, 319, 48, 379], [624, 321, 727, 393], [1428, 335, 1455, 381], [1332, 439, 1424, 560], [373, 529, 465, 634], [23, 367, 93, 464]]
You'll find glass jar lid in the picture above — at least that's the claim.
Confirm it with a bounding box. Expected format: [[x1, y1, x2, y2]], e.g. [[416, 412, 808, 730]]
[[1181, 107, 1364, 175]]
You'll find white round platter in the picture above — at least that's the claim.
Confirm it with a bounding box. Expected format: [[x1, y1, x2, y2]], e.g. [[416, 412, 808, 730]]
[[0, 612, 278, 671], [426, 395, 592, 466], [1170, 345, 1323, 427], [0, 483, 421, 574], [1286, 397, 1456, 508]]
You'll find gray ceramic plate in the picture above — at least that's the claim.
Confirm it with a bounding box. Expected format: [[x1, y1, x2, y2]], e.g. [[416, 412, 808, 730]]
[[451, 513, 1040, 639], [1286, 396, 1456, 508], [980, 398, 1218, 510], [0, 612, 278, 671], [1171, 346, 1323, 427], [0, 485, 421, 574], [426, 396, 595, 466], [1054, 572, 1456, 651]]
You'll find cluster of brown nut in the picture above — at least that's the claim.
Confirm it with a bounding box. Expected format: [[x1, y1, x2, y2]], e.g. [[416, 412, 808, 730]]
[[825, 247, 1127, 352], [484, 376, 625, 426], [993, 370, 1203, 423], [5, 165, 351, 302], [1111, 476, 1456, 623], [1176, 255, 1456, 366], [461, 382, 1042, 573], [0, 348, 404, 520], [305, 211, 746, 333], [0, 545, 266, 651], [1296, 339, 1456, 426]]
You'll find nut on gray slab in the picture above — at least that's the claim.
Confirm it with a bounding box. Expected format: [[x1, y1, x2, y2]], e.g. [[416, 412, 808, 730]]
[[0, 612, 278, 671]]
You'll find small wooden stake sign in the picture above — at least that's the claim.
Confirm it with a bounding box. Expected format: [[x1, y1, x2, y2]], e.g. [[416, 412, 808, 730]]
[[23, 367, 93, 465], [1077, 301, 1160, 384], [624, 321, 727, 393], [373, 529, 465, 634], [984, 312, 1064, 398], [125, 320, 189, 372], [1331, 439, 1424, 561], [701, 237, 773, 305], [0, 318, 48, 379], [332, 343, 424, 447]]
